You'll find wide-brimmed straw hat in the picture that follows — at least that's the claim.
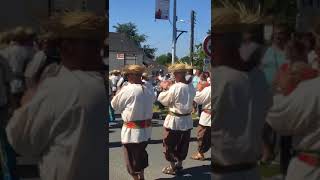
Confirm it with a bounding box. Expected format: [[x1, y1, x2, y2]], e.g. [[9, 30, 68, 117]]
[[213, 0, 263, 33], [168, 63, 188, 73], [44, 11, 106, 41], [11, 26, 36, 41], [122, 65, 146, 75]]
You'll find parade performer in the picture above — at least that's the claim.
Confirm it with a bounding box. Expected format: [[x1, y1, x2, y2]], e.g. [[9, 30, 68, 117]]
[[267, 24, 320, 180], [158, 63, 196, 175], [6, 12, 107, 180], [191, 84, 211, 161], [111, 64, 155, 180], [211, 2, 272, 180]]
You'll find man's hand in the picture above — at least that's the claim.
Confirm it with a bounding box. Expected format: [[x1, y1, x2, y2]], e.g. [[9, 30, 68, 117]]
[[21, 87, 37, 105]]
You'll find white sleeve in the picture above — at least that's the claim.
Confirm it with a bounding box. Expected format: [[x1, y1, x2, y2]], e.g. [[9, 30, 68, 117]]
[[194, 87, 210, 105], [111, 88, 132, 112], [157, 86, 175, 106], [267, 84, 318, 136], [6, 85, 52, 156]]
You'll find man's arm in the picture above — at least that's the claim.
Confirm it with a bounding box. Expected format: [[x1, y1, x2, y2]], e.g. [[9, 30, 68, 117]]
[[6, 84, 52, 156], [267, 83, 318, 136]]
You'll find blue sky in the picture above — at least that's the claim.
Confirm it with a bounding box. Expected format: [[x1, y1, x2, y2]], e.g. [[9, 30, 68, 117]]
[[109, 0, 211, 58]]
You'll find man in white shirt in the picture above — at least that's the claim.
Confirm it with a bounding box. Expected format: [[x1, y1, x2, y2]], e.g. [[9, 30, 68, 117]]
[[158, 63, 196, 175], [111, 65, 155, 180], [6, 12, 107, 180], [267, 25, 320, 180], [211, 6, 272, 180], [191, 85, 211, 161]]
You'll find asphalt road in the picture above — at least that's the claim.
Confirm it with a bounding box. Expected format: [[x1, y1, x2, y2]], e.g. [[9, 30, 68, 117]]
[[109, 118, 211, 180]]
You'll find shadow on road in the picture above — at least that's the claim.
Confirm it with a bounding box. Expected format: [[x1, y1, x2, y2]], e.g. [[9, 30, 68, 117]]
[[154, 165, 211, 180], [109, 138, 198, 148]]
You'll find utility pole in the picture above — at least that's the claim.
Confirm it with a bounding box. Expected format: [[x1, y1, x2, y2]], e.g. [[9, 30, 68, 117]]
[[190, 10, 195, 66], [171, 0, 177, 64]]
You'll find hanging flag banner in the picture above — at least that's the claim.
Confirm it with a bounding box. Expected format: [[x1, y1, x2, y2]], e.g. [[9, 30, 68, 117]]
[[155, 0, 170, 20]]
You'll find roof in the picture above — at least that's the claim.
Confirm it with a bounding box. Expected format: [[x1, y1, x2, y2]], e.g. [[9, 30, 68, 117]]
[[109, 32, 143, 53]]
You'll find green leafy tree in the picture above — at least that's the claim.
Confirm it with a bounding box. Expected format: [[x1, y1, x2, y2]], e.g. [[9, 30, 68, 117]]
[[179, 56, 191, 64], [155, 53, 178, 66], [193, 43, 207, 69], [113, 22, 157, 58], [143, 45, 157, 59]]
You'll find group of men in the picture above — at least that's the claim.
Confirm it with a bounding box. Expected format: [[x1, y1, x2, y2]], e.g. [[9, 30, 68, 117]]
[[0, 11, 108, 180], [110, 63, 211, 180], [212, 3, 320, 180]]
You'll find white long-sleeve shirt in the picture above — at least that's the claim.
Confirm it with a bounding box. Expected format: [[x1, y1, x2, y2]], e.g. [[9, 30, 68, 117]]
[[6, 66, 107, 180], [158, 82, 196, 131], [267, 77, 320, 151], [212, 66, 272, 165], [194, 86, 211, 127], [111, 83, 155, 143]]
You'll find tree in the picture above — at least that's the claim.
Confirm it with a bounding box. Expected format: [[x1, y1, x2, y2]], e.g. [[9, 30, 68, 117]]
[[192, 43, 207, 69], [155, 53, 178, 66], [113, 22, 157, 59], [113, 22, 147, 47], [143, 45, 157, 59], [179, 56, 190, 63]]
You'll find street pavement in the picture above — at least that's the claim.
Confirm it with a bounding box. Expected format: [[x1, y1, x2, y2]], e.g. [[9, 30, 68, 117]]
[[109, 118, 211, 180]]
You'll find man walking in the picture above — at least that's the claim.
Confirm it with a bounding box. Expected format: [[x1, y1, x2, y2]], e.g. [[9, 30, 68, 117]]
[[111, 64, 155, 180], [191, 85, 211, 161], [158, 63, 196, 175]]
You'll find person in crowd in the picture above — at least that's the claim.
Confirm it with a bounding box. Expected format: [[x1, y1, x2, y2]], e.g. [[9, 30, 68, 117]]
[[261, 23, 290, 86], [4, 27, 36, 111], [6, 12, 107, 180], [274, 39, 318, 96], [191, 84, 211, 161], [111, 65, 155, 180], [211, 6, 272, 180], [158, 69, 165, 82], [192, 69, 202, 89], [185, 64, 194, 84], [0, 31, 17, 180], [197, 73, 210, 92], [308, 41, 320, 70], [142, 72, 153, 90], [260, 23, 291, 165], [158, 63, 196, 175], [24, 32, 60, 90], [300, 32, 317, 65], [110, 70, 120, 95]]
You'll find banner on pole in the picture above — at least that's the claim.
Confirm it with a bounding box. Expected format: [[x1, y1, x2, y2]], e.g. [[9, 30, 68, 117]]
[[155, 0, 170, 20]]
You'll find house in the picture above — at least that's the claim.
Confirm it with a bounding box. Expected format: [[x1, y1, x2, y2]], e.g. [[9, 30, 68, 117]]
[[109, 32, 145, 71]]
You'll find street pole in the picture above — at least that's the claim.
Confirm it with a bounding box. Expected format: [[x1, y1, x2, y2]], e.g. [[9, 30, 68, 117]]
[[171, 0, 177, 64], [190, 10, 195, 66]]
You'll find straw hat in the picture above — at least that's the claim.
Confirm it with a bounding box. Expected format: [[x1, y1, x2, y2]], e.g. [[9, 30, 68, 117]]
[[142, 72, 148, 77], [122, 65, 146, 74], [38, 31, 56, 41], [0, 31, 13, 44], [11, 26, 35, 41], [213, 0, 263, 33], [45, 11, 106, 41], [168, 63, 188, 73]]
